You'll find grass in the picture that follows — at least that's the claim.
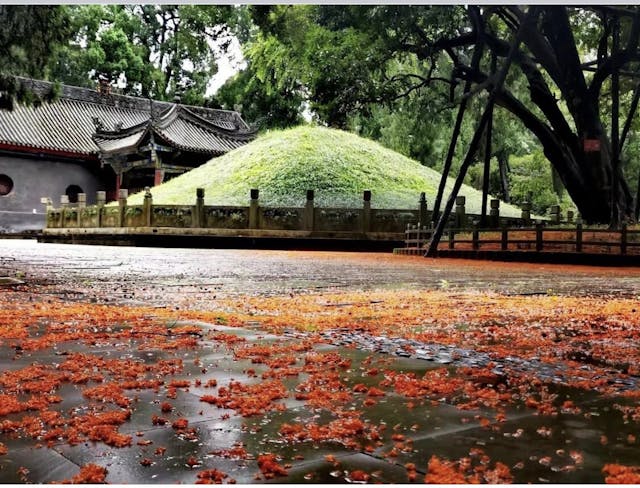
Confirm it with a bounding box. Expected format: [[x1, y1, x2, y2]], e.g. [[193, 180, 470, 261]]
[[128, 125, 524, 217]]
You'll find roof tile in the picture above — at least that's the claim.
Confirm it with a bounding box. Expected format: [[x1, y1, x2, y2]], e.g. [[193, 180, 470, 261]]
[[0, 78, 254, 157]]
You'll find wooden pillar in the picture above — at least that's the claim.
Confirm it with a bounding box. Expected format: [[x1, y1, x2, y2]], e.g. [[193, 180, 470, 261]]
[[535, 223, 543, 252], [501, 227, 508, 251], [154, 169, 165, 186], [521, 201, 532, 226], [550, 205, 561, 225], [472, 223, 479, 250], [115, 173, 122, 196], [576, 223, 583, 253]]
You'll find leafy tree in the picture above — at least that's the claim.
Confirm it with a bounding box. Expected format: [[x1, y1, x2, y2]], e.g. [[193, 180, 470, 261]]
[[246, 5, 640, 224], [48, 5, 241, 102], [0, 5, 71, 108], [216, 60, 305, 130]]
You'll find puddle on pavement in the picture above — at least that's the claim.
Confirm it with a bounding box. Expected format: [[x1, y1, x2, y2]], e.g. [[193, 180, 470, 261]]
[[0, 318, 637, 483]]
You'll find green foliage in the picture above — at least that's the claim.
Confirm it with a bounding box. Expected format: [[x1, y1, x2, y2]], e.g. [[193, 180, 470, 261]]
[[126, 125, 523, 217], [507, 151, 573, 216], [217, 62, 304, 129], [0, 5, 71, 76], [47, 5, 240, 101], [0, 5, 72, 108]]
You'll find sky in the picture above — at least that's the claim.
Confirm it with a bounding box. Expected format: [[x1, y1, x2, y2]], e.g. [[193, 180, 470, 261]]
[[207, 35, 246, 96]]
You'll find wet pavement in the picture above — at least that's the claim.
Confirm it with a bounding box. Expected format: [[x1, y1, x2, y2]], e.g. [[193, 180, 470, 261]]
[[1, 239, 640, 484], [3, 239, 640, 300]]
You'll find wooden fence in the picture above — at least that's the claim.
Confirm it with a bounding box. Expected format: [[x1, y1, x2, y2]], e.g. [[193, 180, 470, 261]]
[[404, 223, 640, 256]]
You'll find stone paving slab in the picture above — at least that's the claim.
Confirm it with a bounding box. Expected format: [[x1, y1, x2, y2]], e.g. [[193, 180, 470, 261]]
[[0, 445, 80, 484], [1, 318, 635, 483]]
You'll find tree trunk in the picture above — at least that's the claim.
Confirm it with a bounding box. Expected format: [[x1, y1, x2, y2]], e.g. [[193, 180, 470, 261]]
[[500, 6, 635, 224]]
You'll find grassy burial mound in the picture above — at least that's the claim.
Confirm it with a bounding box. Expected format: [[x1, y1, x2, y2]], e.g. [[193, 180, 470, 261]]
[[129, 126, 522, 216]]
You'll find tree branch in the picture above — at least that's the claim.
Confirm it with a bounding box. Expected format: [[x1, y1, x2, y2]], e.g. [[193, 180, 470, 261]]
[[588, 49, 640, 99]]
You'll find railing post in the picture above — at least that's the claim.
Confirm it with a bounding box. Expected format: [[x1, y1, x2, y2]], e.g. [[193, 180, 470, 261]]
[[362, 190, 372, 233], [118, 189, 128, 228], [405, 223, 411, 248], [77, 193, 86, 227], [419, 192, 428, 228], [521, 201, 531, 226], [144, 187, 153, 227], [455, 195, 467, 229], [501, 226, 508, 251], [60, 194, 69, 228], [576, 222, 583, 253], [193, 188, 204, 228], [304, 189, 315, 231], [249, 189, 259, 229], [448, 229, 455, 250], [535, 222, 543, 251], [621, 223, 627, 255], [489, 199, 500, 228], [96, 191, 106, 228], [40, 197, 53, 228], [472, 223, 479, 250], [550, 205, 561, 225]]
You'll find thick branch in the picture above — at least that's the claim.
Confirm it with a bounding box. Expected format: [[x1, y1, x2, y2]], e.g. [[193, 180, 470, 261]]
[[588, 50, 640, 99], [621, 82, 640, 152]]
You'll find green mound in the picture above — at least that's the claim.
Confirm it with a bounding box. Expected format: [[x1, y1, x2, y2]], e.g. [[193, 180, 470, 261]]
[[129, 126, 522, 217]]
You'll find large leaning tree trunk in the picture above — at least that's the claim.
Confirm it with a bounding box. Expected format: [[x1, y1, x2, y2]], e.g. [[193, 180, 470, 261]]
[[428, 6, 639, 224], [502, 6, 634, 223]]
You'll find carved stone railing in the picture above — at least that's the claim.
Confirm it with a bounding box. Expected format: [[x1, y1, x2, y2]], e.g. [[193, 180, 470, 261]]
[[44, 188, 530, 235]]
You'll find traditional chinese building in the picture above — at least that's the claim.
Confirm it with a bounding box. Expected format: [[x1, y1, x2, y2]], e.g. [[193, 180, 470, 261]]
[[0, 77, 255, 231]]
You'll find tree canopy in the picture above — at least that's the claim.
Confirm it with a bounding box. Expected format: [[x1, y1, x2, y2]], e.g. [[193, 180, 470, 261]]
[[46, 5, 242, 104], [237, 5, 640, 224], [0, 5, 71, 109]]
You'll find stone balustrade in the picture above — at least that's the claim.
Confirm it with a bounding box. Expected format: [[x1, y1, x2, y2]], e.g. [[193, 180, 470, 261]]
[[43, 189, 541, 234]]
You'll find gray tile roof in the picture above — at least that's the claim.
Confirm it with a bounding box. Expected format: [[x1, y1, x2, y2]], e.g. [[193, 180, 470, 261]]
[[93, 104, 255, 156], [0, 78, 254, 158]]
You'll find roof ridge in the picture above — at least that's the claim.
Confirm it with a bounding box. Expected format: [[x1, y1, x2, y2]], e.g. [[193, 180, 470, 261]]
[[13, 76, 246, 121]]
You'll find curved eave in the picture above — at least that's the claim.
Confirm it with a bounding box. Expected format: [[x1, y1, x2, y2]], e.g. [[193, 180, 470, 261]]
[[92, 128, 149, 156], [157, 105, 257, 141], [93, 119, 152, 140], [151, 128, 227, 156]]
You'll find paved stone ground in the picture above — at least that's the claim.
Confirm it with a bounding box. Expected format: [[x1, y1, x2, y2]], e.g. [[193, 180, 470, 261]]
[[1, 239, 640, 483]]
